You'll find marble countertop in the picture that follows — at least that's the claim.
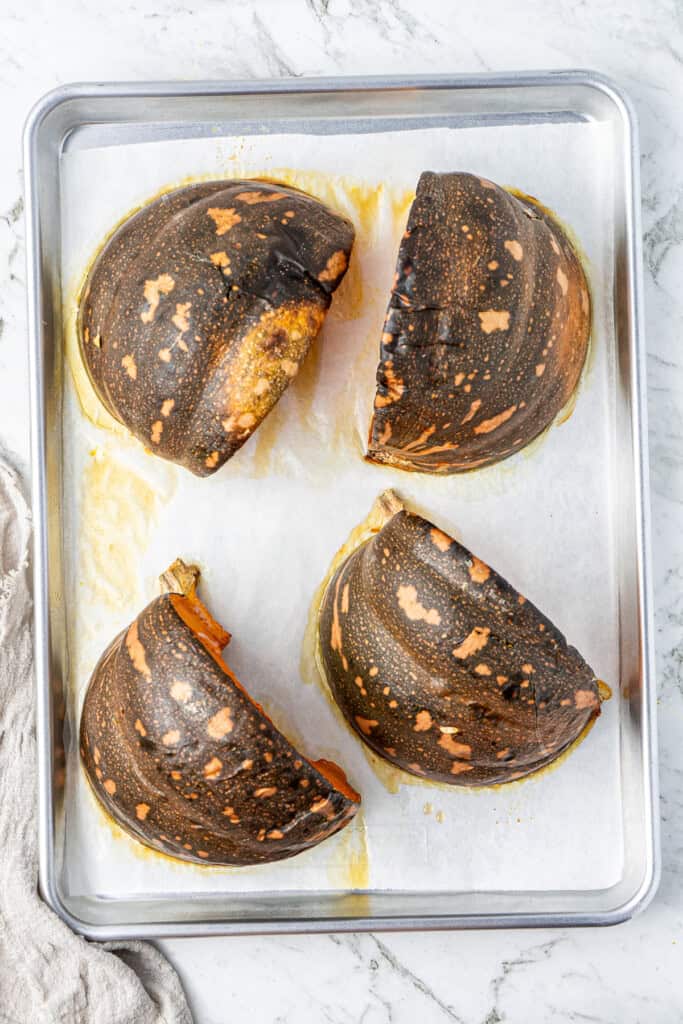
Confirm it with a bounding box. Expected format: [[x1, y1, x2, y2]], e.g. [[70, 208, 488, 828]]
[[2, 0, 681, 1020]]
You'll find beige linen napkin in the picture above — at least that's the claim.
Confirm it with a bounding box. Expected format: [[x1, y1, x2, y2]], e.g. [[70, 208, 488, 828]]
[[0, 458, 192, 1024]]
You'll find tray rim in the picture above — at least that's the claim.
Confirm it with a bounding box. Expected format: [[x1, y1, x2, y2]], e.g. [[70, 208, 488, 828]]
[[24, 68, 660, 939]]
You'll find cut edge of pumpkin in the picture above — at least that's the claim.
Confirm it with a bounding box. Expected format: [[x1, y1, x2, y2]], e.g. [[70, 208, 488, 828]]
[[165, 559, 361, 806]]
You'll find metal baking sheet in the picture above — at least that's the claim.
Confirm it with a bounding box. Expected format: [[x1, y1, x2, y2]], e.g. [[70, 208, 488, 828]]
[[25, 72, 659, 938]]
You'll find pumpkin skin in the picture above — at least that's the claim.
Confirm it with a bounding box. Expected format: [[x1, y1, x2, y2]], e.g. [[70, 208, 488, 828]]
[[78, 180, 355, 476], [367, 172, 591, 473], [80, 563, 360, 865], [317, 493, 603, 786]]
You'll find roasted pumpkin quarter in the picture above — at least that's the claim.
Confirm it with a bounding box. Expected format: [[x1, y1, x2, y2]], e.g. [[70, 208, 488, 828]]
[[80, 560, 360, 865], [78, 180, 355, 476], [367, 172, 591, 473], [318, 492, 606, 786]]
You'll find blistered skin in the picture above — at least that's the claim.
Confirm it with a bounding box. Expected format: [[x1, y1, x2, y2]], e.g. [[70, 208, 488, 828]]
[[78, 180, 355, 476], [367, 172, 591, 473], [80, 593, 359, 865], [318, 506, 601, 786]]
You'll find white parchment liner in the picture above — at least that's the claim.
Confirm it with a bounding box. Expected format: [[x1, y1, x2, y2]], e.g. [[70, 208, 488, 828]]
[[59, 120, 620, 901]]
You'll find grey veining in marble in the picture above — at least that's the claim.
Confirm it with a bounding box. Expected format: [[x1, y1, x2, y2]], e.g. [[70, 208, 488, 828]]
[[2, 0, 682, 1020]]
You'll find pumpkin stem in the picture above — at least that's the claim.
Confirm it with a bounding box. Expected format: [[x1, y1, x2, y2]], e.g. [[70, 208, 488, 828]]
[[597, 680, 612, 702], [159, 558, 201, 597], [371, 489, 406, 528]]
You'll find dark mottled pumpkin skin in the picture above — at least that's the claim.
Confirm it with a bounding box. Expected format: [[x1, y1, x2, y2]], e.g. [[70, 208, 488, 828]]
[[80, 595, 359, 865], [78, 180, 355, 476], [318, 508, 601, 786], [367, 172, 591, 473]]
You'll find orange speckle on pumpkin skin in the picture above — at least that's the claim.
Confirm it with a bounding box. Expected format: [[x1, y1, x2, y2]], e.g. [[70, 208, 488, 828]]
[[235, 190, 287, 205], [170, 680, 192, 703], [158, 348, 171, 363], [121, 354, 137, 380], [162, 730, 180, 746], [134, 718, 147, 737], [125, 621, 151, 680], [478, 310, 510, 334], [450, 761, 474, 775], [151, 420, 163, 444], [556, 266, 569, 295], [504, 239, 524, 261], [375, 361, 405, 408], [430, 529, 452, 553], [318, 249, 348, 283], [396, 584, 441, 626], [205, 451, 220, 469], [475, 663, 492, 676], [473, 405, 518, 435], [355, 716, 378, 736], [414, 710, 433, 732], [468, 557, 490, 583], [203, 756, 223, 779], [103, 779, 116, 795], [172, 302, 192, 333], [135, 803, 150, 821], [210, 251, 231, 271], [574, 690, 599, 709], [208, 207, 242, 234], [206, 707, 233, 740], [254, 786, 277, 798], [161, 398, 175, 417], [402, 425, 436, 452], [461, 399, 482, 425], [452, 626, 490, 659], [140, 273, 175, 323], [535, 363, 546, 377]]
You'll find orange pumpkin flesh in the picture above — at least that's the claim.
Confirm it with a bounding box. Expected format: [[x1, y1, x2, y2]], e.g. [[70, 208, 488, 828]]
[[171, 583, 359, 803], [80, 561, 360, 865]]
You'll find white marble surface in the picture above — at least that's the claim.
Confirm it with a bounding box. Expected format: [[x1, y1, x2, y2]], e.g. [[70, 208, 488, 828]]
[[1, 0, 681, 1020]]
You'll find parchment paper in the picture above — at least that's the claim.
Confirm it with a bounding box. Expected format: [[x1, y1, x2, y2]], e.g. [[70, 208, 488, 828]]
[[59, 119, 621, 904]]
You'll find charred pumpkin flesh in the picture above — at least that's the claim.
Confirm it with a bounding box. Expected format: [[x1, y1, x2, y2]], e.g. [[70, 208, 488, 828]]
[[80, 560, 360, 865], [78, 180, 355, 476], [318, 492, 604, 786], [367, 172, 591, 473]]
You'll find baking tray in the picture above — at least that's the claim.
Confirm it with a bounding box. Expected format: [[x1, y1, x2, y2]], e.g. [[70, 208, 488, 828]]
[[25, 71, 659, 938]]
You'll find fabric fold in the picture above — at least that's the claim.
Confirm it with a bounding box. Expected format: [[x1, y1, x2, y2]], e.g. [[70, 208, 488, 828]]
[[0, 459, 192, 1024]]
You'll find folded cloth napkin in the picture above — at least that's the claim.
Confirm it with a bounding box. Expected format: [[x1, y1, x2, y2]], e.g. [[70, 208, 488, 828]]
[[0, 459, 192, 1024]]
